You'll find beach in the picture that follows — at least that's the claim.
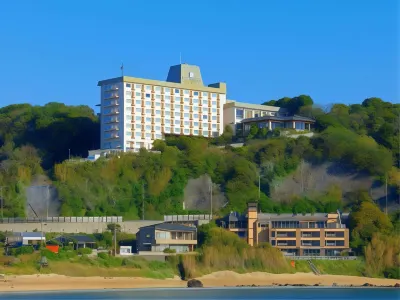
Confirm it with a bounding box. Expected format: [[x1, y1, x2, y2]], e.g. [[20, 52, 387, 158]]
[[0, 271, 398, 292]]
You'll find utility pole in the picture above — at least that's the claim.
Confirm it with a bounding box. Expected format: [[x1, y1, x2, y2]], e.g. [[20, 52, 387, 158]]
[[142, 183, 145, 220], [46, 186, 50, 219], [68, 149, 71, 160], [385, 174, 388, 215], [114, 226, 117, 256], [210, 178, 213, 220], [258, 174, 261, 200], [0, 186, 7, 219]]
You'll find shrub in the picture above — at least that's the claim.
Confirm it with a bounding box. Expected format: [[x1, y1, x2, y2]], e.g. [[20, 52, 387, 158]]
[[122, 258, 143, 268], [97, 252, 109, 259], [163, 248, 176, 254], [10, 246, 34, 256], [384, 267, 400, 279], [77, 248, 93, 255]]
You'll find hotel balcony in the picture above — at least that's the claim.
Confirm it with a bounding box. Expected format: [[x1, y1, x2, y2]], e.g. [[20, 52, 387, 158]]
[[103, 110, 120, 116], [103, 101, 120, 108]]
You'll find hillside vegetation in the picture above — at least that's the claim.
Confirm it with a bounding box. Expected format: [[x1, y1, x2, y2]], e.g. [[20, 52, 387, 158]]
[[0, 97, 399, 276]]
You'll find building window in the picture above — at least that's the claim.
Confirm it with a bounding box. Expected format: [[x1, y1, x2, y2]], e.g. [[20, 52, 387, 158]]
[[236, 109, 244, 119], [136, 100, 142, 105], [156, 95, 161, 100], [156, 102, 161, 107], [194, 130, 199, 135], [202, 131, 208, 136], [146, 133, 151, 138], [295, 122, 305, 130], [194, 114, 199, 118], [146, 125, 151, 130], [175, 96, 182, 102], [194, 122, 199, 126], [126, 83, 131, 88], [203, 115, 208, 120], [175, 104, 181, 110], [184, 121, 190, 126], [212, 124, 217, 129], [192, 99, 199, 104], [175, 89, 180, 94], [155, 86, 161, 92], [165, 119, 170, 124], [212, 108, 217, 113], [156, 110, 161, 115], [135, 92, 141, 97], [211, 93, 217, 98], [202, 92, 208, 97], [136, 124, 141, 129], [136, 116, 141, 121], [164, 87, 170, 93], [165, 127, 170, 132], [136, 108, 141, 113], [155, 118, 161, 123], [156, 134, 162, 139], [184, 105, 190, 110], [193, 107, 198, 112], [175, 112, 180, 117], [155, 126, 161, 131], [184, 129, 190, 134], [136, 132, 141, 137], [135, 84, 142, 89], [212, 116, 217, 121], [202, 100, 208, 105], [145, 93, 151, 98], [212, 101, 217, 106], [184, 113, 189, 118], [146, 117, 151, 122], [193, 91, 199, 96], [164, 95, 171, 101], [175, 120, 180, 125], [174, 128, 180, 133], [145, 85, 151, 91], [184, 90, 189, 95], [165, 104, 170, 109], [165, 111, 170, 116], [146, 101, 151, 106]]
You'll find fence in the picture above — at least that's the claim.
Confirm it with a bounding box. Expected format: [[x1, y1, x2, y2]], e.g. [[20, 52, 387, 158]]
[[0, 216, 123, 224], [285, 255, 358, 261], [163, 214, 212, 222]]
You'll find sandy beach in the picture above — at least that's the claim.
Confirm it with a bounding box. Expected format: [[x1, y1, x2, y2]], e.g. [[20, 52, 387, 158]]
[[0, 271, 398, 292]]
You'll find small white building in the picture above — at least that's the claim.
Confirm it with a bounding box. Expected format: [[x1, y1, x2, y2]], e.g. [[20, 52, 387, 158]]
[[119, 246, 133, 256], [6, 232, 45, 246]]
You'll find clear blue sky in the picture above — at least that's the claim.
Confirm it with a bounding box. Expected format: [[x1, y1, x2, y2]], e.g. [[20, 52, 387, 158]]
[[0, 0, 398, 111]]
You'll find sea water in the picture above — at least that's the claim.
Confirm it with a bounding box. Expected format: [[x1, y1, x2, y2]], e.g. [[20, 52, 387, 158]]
[[0, 287, 398, 300]]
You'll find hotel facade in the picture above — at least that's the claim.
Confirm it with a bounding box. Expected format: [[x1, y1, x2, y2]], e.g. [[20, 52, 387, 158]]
[[98, 64, 226, 152], [96, 63, 314, 153]]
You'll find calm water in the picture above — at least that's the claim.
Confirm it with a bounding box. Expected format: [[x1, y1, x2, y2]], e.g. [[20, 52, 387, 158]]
[[0, 288, 398, 300]]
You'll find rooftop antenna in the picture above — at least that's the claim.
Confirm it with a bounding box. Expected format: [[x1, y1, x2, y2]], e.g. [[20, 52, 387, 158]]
[[179, 52, 182, 64], [120, 62, 124, 77]]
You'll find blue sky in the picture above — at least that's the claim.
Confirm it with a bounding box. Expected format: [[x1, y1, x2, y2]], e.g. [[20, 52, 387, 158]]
[[0, 0, 398, 111]]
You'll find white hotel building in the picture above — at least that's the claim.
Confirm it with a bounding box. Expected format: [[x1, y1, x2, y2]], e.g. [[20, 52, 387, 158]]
[[97, 64, 226, 152]]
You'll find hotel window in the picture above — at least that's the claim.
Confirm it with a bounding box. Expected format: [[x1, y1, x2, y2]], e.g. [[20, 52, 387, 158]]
[[184, 90, 189, 95], [212, 124, 217, 129], [126, 131, 131, 136], [126, 83, 131, 88], [165, 119, 170, 124], [184, 105, 190, 110], [136, 116, 141, 121], [146, 109, 151, 114], [136, 124, 141, 129], [295, 122, 305, 130], [174, 128, 181, 133], [136, 100, 142, 105], [175, 104, 181, 110], [155, 126, 161, 131], [135, 84, 142, 89], [184, 113, 189, 118], [212, 116, 217, 121], [125, 124, 131, 129], [193, 91, 199, 96], [125, 91, 131, 96], [164, 95, 171, 102], [194, 122, 199, 126], [164, 87, 170, 94], [165, 111, 170, 116], [211, 93, 217, 98], [194, 130, 199, 135], [156, 134, 162, 139], [194, 114, 199, 118], [156, 102, 161, 107], [145, 85, 151, 91], [193, 107, 198, 112], [184, 97, 190, 104], [146, 133, 151, 138], [146, 101, 151, 106], [175, 89, 180, 94], [165, 103, 170, 108], [184, 129, 190, 134], [175, 112, 180, 117], [202, 131, 208, 136], [155, 110, 161, 115], [155, 86, 161, 92], [155, 95, 161, 100], [135, 92, 141, 97], [136, 132, 141, 137], [236, 109, 244, 119], [202, 100, 208, 105], [146, 117, 151, 122], [175, 96, 182, 102], [175, 120, 180, 125], [192, 99, 199, 104], [155, 118, 161, 123], [212, 101, 217, 106], [146, 125, 151, 130], [184, 121, 190, 126], [202, 92, 208, 97], [203, 115, 208, 120], [136, 108, 141, 113], [203, 123, 208, 128], [165, 127, 170, 132], [212, 108, 217, 113], [145, 93, 151, 98]]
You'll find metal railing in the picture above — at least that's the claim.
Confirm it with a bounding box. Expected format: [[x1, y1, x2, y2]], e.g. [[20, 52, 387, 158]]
[[284, 255, 357, 260], [163, 214, 212, 222], [0, 216, 123, 223]]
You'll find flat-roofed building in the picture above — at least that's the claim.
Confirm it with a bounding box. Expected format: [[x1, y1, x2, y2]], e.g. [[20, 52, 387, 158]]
[[97, 64, 226, 152], [218, 203, 350, 257]]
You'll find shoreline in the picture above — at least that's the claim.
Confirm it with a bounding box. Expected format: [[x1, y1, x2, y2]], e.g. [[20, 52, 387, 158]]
[[0, 271, 398, 292]]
